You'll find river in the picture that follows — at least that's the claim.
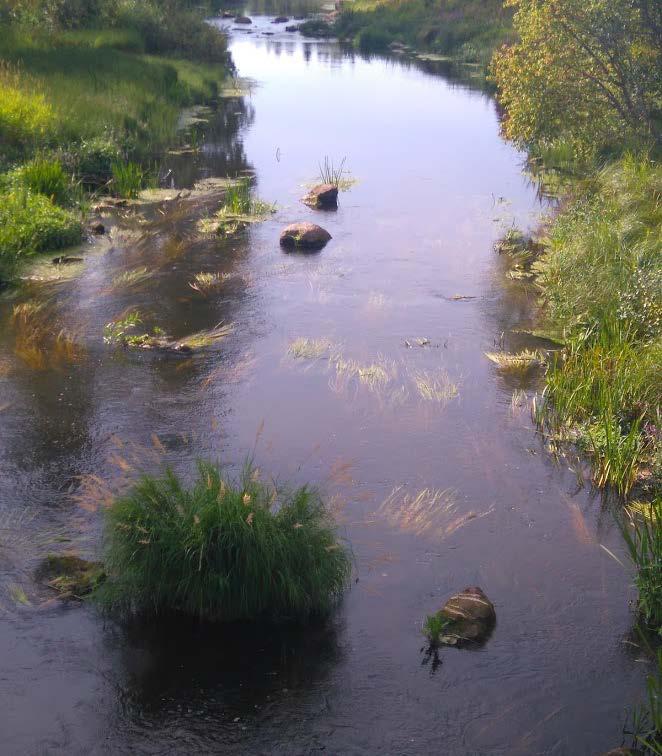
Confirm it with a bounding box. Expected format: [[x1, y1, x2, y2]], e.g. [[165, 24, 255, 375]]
[[0, 13, 650, 755]]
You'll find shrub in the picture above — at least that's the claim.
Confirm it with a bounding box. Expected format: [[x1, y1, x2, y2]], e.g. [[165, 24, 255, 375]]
[[97, 462, 352, 622], [0, 189, 82, 281]]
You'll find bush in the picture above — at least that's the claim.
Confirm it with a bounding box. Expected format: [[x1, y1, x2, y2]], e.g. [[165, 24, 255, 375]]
[[97, 462, 352, 622], [0, 189, 82, 281]]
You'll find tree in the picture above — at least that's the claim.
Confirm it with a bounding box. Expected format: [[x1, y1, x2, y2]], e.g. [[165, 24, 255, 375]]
[[492, 0, 661, 154]]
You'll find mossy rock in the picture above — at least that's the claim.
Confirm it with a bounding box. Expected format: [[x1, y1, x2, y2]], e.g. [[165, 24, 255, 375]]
[[36, 554, 105, 599], [426, 586, 496, 647]]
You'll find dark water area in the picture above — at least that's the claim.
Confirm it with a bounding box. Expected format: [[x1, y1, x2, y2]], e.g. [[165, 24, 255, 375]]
[[0, 17, 652, 755]]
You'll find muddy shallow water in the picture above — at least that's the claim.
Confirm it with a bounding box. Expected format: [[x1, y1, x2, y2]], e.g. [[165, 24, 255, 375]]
[[0, 17, 652, 755]]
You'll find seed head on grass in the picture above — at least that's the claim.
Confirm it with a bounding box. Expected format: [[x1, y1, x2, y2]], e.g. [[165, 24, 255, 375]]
[[95, 462, 352, 622]]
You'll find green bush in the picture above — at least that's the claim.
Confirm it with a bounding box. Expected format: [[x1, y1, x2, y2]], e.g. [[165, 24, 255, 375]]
[[0, 189, 82, 281], [97, 462, 352, 622]]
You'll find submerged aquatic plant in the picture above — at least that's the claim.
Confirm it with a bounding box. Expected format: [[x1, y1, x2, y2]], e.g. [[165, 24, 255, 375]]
[[410, 368, 459, 403], [189, 272, 231, 295], [288, 337, 335, 360], [199, 177, 275, 235], [110, 266, 151, 290], [96, 462, 352, 621], [485, 350, 543, 373]]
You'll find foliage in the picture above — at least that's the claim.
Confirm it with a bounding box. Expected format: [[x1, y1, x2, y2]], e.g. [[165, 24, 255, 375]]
[[96, 462, 352, 622], [622, 500, 662, 634], [534, 157, 661, 495], [111, 160, 146, 198], [492, 0, 662, 157], [0, 189, 82, 280], [2, 157, 71, 204], [335, 0, 515, 64]]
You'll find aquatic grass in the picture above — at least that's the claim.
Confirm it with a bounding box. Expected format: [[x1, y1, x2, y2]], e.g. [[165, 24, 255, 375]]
[[200, 178, 275, 236], [110, 266, 151, 291], [485, 350, 543, 374], [178, 323, 233, 350], [103, 310, 145, 346], [621, 499, 662, 634], [410, 368, 459, 403], [629, 647, 662, 754], [95, 461, 352, 622], [318, 156, 347, 188], [288, 337, 335, 360], [188, 272, 231, 295], [423, 612, 453, 647], [377, 486, 493, 540], [111, 160, 147, 199]]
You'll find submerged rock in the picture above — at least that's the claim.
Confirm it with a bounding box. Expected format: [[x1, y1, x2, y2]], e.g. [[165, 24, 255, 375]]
[[235, 15, 252, 24], [52, 256, 83, 265], [303, 183, 338, 210], [280, 222, 331, 250], [431, 586, 496, 647], [36, 554, 105, 599]]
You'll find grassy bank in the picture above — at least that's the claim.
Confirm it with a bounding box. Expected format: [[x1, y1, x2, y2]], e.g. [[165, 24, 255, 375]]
[[334, 0, 515, 66], [0, 3, 230, 283], [533, 157, 661, 498]]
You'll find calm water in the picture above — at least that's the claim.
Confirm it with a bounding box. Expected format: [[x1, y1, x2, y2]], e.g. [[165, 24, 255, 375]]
[[0, 16, 651, 755]]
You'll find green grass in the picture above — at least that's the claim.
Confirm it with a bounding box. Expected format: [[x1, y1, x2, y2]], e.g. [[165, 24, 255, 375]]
[[534, 156, 661, 496], [0, 190, 82, 280], [96, 462, 352, 622], [0, 18, 229, 281], [335, 0, 515, 67], [423, 611, 452, 647], [622, 500, 662, 635]]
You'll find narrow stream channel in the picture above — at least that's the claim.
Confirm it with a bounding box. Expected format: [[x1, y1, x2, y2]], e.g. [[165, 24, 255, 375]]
[[0, 14, 651, 755]]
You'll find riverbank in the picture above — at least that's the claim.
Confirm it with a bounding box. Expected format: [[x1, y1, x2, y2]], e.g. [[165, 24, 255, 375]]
[[0, 5, 230, 282], [333, 0, 515, 67]]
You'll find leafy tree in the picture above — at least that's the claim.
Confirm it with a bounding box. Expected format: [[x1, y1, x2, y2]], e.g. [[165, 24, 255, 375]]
[[492, 0, 661, 154]]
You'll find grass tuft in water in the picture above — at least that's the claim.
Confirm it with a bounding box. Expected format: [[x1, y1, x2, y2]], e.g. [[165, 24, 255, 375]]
[[189, 272, 231, 295], [288, 337, 335, 360], [410, 368, 459, 403], [485, 350, 543, 373], [200, 177, 275, 235], [95, 461, 352, 622]]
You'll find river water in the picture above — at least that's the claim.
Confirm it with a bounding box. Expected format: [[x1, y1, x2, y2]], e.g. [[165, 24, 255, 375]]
[[0, 14, 651, 755]]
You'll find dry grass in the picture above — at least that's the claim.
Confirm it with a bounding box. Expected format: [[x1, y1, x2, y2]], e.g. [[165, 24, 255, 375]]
[[410, 368, 459, 403], [485, 350, 543, 373], [376, 486, 493, 540], [288, 337, 336, 360]]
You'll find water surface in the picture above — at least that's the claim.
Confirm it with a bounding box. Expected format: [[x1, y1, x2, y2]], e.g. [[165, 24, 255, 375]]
[[0, 18, 649, 755]]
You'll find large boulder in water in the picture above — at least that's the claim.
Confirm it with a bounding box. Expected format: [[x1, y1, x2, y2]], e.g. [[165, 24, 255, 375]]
[[280, 222, 331, 250], [430, 586, 496, 647], [303, 183, 338, 210], [235, 15, 252, 24]]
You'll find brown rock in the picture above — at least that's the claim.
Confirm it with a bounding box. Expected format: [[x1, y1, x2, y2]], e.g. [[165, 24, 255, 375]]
[[280, 222, 331, 250], [303, 183, 338, 210], [436, 586, 496, 646]]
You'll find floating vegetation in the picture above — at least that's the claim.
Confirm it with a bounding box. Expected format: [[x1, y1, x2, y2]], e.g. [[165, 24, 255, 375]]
[[199, 177, 275, 236], [410, 368, 459, 403], [110, 266, 151, 291], [36, 554, 105, 600], [189, 271, 232, 295], [104, 311, 233, 353], [11, 300, 84, 369], [333, 356, 395, 392], [288, 337, 336, 360], [376, 486, 494, 541], [485, 350, 544, 373]]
